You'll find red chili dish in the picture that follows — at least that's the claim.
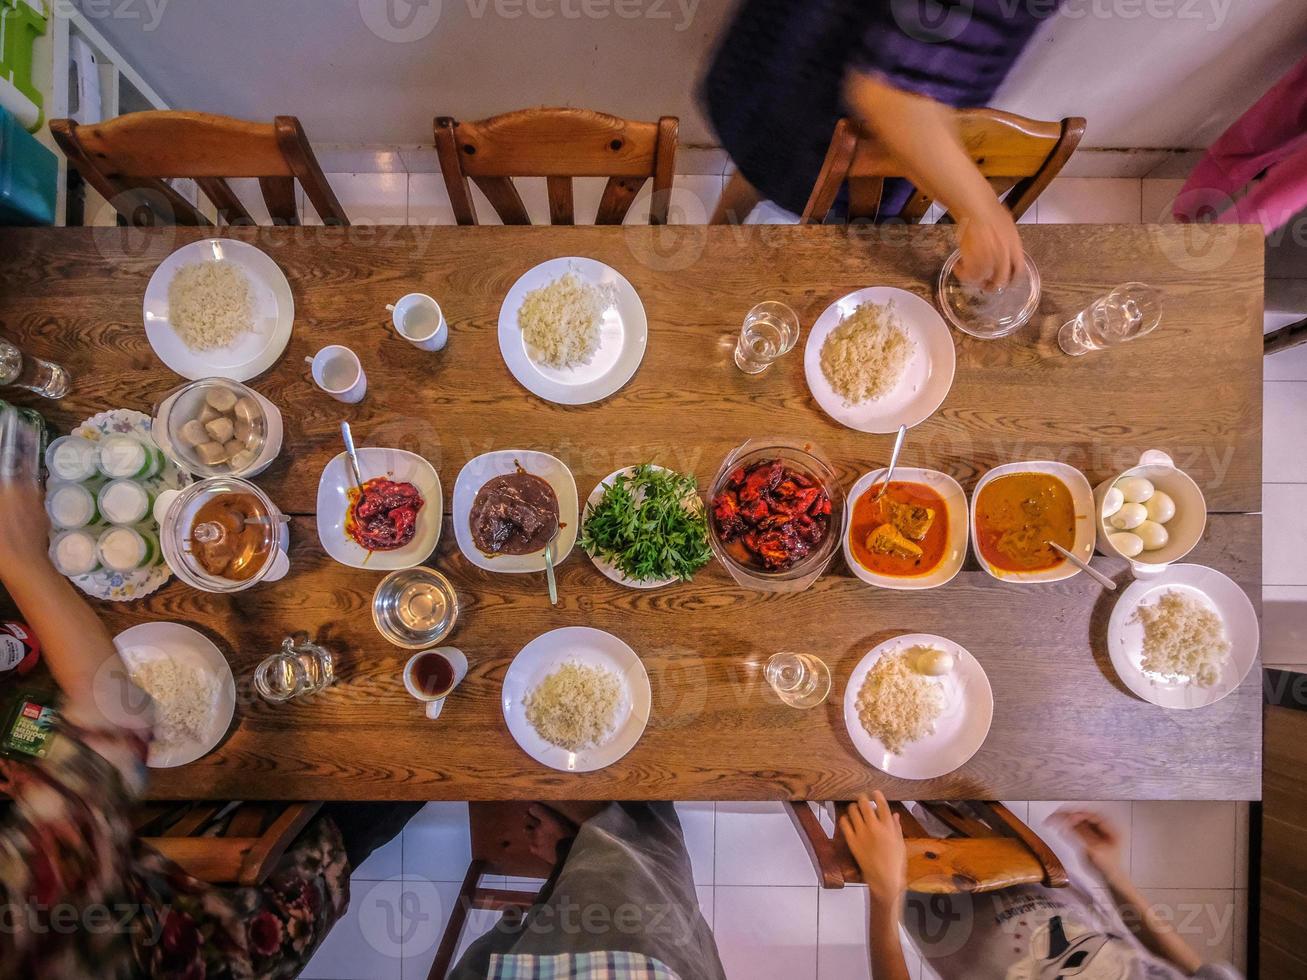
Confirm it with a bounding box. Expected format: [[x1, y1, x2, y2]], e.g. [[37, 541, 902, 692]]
[[711, 459, 831, 571], [346, 477, 424, 551]]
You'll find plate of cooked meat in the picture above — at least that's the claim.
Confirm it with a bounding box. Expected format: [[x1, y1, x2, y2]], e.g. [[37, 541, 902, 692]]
[[316, 447, 441, 570], [453, 450, 579, 573]]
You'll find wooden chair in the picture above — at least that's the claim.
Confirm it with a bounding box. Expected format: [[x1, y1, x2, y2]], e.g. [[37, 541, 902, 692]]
[[134, 801, 323, 887], [787, 800, 1069, 893], [433, 108, 678, 226], [427, 802, 607, 979], [800, 110, 1086, 225], [49, 111, 347, 227]]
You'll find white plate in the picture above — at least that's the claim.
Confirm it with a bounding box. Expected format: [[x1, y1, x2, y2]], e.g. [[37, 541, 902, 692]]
[[843, 467, 968, 591], [143, 238, 294, 382], [113, 622, 236, 768], [583, 465, 703, 589], [803, 287, 956, 433], [1108, 564, 1259, 709], [453, 450, 578, 572], [497, 257, 647, 405], [970, 461, 1097, 584], [316, 448, 443, 571], [843, 633, 993, 780], [502, 626, 650, 772]]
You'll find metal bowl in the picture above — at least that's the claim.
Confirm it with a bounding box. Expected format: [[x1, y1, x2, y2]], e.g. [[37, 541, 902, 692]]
[[372, 567, 460, 649]]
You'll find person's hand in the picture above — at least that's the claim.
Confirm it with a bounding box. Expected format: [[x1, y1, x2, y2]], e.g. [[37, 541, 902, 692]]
[[840, 791, 907, 911], [1050, 809, 1128, 885], [0, 476, 51, 574], [954, 201, 1023, 291]]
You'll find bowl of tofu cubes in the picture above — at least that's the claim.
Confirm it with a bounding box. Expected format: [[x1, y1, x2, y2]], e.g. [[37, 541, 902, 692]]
[[151, 378, 284, 479]]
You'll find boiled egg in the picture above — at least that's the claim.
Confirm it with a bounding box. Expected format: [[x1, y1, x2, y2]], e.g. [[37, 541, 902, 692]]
[[1109, 502, 1148, 530], [1135, 520, 1169, 551], [1144, 491, 1176, 525], [1101, 486, 1125, 519], [1116, 476, 1155, 504], [1108, 532, 1144, 558], [914, 648, 955, 677]]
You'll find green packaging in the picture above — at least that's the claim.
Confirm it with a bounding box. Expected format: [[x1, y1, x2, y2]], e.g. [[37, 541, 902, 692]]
[[1, 690, 57, 759]]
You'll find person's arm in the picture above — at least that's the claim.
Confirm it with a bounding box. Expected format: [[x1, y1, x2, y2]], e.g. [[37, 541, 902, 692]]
[[840, 792, 912, 980], [0, 474, 140, 732], [1051, 809, 1205, 976], [843, 71, 1023, 290]]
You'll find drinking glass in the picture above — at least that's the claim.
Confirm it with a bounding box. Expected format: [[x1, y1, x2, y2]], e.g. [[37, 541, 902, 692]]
[[765, 652, 832, 708], [0, 338, 71, 399], [734, 301, 800, 374], [253, 634, 335, 702], [1058, 283, 1162, 356]]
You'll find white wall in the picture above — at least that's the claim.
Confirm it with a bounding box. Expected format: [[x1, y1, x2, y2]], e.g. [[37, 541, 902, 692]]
[[72, 0, 1307, 152]]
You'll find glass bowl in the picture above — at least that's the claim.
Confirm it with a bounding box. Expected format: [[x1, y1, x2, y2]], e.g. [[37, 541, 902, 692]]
[[936, 248, 1041, 339], [707, 439, 845, 593]]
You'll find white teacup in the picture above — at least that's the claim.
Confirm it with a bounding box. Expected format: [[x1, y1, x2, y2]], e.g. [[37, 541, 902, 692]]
[[307, 345, 367, 404], [403, 647, 468, 720], [388, 293, 448, 351]]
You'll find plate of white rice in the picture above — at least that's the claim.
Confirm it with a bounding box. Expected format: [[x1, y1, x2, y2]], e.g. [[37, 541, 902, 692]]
[[143, 238, 294, 382], [497, 257, 648, 405], [843, 632, 992, 779], [804, 287, 955, 433], [1108, 564, 1258, 709], [502, 626, 650, 772], [113, 621, 236, 768]]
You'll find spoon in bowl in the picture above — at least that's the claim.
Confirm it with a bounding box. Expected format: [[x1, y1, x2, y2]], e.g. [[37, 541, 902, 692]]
[[871, 424, 909, 502], [340, 421, 364, 493], [543, 521, 560, 606], [1047, 540, 1116, 590]]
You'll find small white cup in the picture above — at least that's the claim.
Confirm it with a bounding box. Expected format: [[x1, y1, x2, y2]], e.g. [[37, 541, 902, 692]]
[[307, 346, 367, 404], [387, 293, 448, 351], [403, 647, 468, 720]]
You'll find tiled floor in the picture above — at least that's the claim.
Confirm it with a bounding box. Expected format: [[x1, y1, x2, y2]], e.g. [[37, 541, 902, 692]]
[[267, 174, 1263, 978]]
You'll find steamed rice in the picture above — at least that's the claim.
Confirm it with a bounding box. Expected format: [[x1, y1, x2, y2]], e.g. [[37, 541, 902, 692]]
[[128, 658, 216, 746], [167, 260, 253, 351], [1133, 589, 1231, 687], [517, 272, 613, 370], [855, 647, 946, 754], [820, 301, 913, 405], [524, 661, 622, 751]]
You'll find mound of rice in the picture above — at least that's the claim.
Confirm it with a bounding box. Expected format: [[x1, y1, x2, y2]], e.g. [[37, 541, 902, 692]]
[[167, 260, 253, 352], [128, 658, 217, 746], [856, 647, 946, 754], [819, 301, 914, 405], [517, 272, 613, 370], [524, 661, 622, 751], [1133, 589, 1231, 687]]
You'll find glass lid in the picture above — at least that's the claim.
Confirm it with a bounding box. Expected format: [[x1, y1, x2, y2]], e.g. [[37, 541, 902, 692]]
[[159, 477, 281, 591], [153, 377, 268, 478], [936, 249, 1041, 339]]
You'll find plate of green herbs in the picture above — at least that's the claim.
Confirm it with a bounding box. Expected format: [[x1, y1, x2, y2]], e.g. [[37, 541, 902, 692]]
[[581, 464, 712, 587]]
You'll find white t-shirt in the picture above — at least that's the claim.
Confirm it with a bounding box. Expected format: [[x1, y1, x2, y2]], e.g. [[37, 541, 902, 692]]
[[905, 883, 1242, 980]]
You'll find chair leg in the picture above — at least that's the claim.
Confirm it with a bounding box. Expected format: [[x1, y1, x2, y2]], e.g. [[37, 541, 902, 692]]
[[427, 860, 485, 980], [1265, 316, 1307, 356]]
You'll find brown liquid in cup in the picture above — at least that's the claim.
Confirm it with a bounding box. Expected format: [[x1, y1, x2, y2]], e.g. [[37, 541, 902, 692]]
[[411, 651, 455, 698]]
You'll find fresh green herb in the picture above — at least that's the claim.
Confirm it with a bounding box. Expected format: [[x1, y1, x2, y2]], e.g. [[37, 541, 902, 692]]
[[581, 464, 712, 583]]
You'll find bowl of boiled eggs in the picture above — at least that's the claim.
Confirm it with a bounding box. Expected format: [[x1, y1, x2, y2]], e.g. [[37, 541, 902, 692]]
[[1093, 449, 1207, 573]]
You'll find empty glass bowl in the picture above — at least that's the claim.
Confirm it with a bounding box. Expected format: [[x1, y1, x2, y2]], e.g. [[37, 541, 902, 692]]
[[936, 248, 1041, 339]]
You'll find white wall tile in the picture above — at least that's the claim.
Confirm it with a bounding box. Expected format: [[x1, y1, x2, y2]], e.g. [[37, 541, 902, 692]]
[[1265, 343, 1307, 383], [402, 802, 472, 882], [304, 173, 408, 225], [221, 178, 274, 225], [697, 885, 715, 930], [999, 801, 1030, 823], [714, 885, 818, 980], [1141, 178, 1188, 224], [353, 825, 404, 882], [302, 879, 407, 979], [817, 888, 921, 980], [407, 173, 458, 225], [1131, 802, 1238, 889], [400, 879, 478, 980], [1138, 888, 1239, 966], [1027, 801, 1133, 887], [1036, 178, 1142, 224], [1265, 484, 1307, 585], [1264, 586, 1307, 666], [676, 802, 715, 885], [715, 802, 819, 886], [1265, 382, 1307, 482]]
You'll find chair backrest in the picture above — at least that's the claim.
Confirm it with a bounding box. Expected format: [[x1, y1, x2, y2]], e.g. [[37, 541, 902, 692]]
[[136, 801, 322, 886], [786, 800, 1069, 893], [49, 111, 348, 227], [801, 110, 1086, 225], [433, 107, 678, 226]]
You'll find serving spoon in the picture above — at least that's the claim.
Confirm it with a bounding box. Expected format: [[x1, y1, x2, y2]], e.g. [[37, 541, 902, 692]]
[[1048, 540, 1116, 590], [340, 421, 364, 492], [543, 522, 560, 606], [871, 424, 909, 502]]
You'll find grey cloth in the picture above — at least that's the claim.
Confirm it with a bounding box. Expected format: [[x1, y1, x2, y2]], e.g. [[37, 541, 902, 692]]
[[450, 803, 726, 980]]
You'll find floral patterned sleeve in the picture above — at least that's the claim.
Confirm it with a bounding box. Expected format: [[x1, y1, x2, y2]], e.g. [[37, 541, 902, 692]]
[[0, 720, 150, 979]]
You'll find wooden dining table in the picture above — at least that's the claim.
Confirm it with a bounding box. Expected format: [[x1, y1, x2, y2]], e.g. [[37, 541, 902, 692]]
[[0, 222, 1264, 802]]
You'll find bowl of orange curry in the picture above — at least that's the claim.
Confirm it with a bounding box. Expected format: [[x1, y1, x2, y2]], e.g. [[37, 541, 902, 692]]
[[969, 462, 1096, 584], [844, 468, 969, 590]]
